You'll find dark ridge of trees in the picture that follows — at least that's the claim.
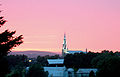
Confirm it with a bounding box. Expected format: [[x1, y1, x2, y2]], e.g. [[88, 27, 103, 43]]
[[5, 55, 28, 77], [64, 52, 98, 69], [64, 50, 120, 77], [5, 54, 60, 77], [96, 56, 120, 77], [7, 55, 28, 69], [37, 55, 60, 66], [91, 50, 120, 77], [27, 63, 48, 77], [37, 56, 48, 66], [1, 49, 120, 77]]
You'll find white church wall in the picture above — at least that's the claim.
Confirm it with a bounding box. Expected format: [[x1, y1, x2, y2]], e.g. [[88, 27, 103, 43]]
[[44, 67, 67, 77]]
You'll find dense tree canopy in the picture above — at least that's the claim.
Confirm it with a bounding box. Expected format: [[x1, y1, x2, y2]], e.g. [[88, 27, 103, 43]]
[[64, 52, 98, 69], [7, 55, 28, 69], [28, 64, 48, 77], [91, 50, 120, 77], [96, 56, 120, 77], [64, 50, 120, 77], [37, 55, 60, 66]]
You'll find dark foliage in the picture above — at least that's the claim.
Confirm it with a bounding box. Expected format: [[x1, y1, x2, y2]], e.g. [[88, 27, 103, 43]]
[[91, 50, 120, 77], [0, 16, 23, 77], [7, 55, 28, 69], [6, 68, 24, 77], [0, 17, 23, 58], [0, 57, 9, 77], [37, 55, 60, 66], [89, 71, 95, 77], [28, 64, 48, 77], [37, 56, 48, 66], [64, 52, 98, 69]]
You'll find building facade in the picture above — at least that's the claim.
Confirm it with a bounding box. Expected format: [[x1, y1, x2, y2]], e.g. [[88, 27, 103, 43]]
[[76, 68, 98, 77], [44, 59, 67, 77]]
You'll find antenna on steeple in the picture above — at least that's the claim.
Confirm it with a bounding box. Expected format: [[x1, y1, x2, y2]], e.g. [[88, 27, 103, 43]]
[[86, 48, 88, 53], [64, 32, 66, 39]]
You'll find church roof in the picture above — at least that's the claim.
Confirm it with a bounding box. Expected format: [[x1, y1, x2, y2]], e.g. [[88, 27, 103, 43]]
[[67, 50, 86, 54], [47, 59, 64, 64]]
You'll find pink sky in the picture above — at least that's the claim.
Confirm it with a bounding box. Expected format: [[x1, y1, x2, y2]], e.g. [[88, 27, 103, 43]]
[[1, 0, 120, 53]]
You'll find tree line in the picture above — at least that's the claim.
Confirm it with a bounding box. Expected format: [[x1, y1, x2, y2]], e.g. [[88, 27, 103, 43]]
[[2, 50, 120, 77], [64, 50, 120, 77]]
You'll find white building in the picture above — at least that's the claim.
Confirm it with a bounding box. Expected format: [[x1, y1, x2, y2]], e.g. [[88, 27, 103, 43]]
[[76, 68, 98, 77], [62, 34, 87, 57], [44, 59, 67, 77], [43, 58, 97, 77]]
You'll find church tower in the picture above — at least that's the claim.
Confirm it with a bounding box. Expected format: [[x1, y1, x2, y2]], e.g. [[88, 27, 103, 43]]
[[62, 33, 68, 57]]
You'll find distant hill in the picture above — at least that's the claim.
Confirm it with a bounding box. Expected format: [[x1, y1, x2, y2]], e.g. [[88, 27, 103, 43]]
[[9, 51, 59, 58]]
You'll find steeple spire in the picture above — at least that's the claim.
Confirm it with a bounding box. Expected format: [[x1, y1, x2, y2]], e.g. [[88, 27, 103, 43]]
[[62, 33, 68, 57], [63, 33, 67, 49], [86, 48, 88, 53]]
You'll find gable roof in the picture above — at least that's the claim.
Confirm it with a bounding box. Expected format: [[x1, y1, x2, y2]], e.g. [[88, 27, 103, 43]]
[[77, 68, 98, 73], [47, 59, 64, 64]]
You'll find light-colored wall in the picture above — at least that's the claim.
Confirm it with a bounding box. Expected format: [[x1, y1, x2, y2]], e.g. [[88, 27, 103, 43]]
[[44, 67, 67, 77]]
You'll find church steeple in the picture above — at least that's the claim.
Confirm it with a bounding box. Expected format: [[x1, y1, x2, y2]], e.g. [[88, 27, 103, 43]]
[[63, 33, 67, 49], [86, 48, 88, 53], [62, 33, 68, 57]]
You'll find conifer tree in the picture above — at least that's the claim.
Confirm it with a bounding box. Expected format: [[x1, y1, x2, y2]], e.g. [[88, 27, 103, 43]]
[[0, 16, 23, 77], [0, 16, 23, 58]]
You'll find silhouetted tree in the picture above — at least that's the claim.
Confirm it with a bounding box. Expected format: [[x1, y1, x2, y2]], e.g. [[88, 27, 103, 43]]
[[0, 17, 23, 58], [0, 16, 23, 77], [7, 55, 28, 69], [91, 50, 115, 68], [64, 52, 98, 69], [37, 56, 47, 66], [28, 64, 48, 77], [96, 56, 120, 77], [48, 55, 60, 59], [37, 55, 60, 66], [6, 67, 25, 77], [91, 51, 120, 77], [0, 57, 9, 77], [89, 71, 95, 77]]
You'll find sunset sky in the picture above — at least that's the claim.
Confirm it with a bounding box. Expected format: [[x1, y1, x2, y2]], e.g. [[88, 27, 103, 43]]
[[1, 0, 120, 53]]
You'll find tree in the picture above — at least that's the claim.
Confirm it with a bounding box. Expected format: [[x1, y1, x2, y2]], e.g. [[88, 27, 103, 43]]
[[91, 50, 115, 68], [6, 68, 25, 77], [91, 51, 120, 77], [7, 55, 28, 69], [0, 17, 23, 58], [89, 71, 95, 77], [5, 55, 28, 77], [64, 52, 98, 69], [0, 56, 9, 77], [0, 16, 23, 77], [28, 64, 48, 77], [37, 56, 47, 66], [96, 56, 120, 77]]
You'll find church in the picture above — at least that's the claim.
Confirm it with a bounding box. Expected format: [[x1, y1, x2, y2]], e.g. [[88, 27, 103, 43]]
[[62, 34, 87, 57]]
